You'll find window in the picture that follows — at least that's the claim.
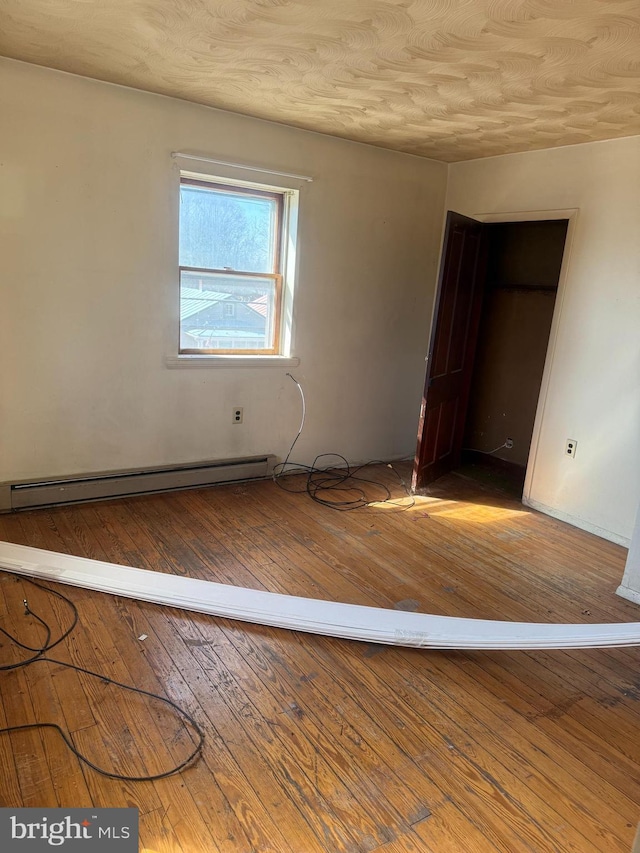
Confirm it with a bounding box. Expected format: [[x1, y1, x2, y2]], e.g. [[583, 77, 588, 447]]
[[179, 177, 287, 355]]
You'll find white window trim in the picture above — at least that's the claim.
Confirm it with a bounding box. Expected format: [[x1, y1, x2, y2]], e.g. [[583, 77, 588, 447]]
[[171, 158, 301, 365], [165, 354, 300, 369]]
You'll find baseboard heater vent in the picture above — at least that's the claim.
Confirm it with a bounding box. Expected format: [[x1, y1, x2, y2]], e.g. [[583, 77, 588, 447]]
[[0, 455, 276, 512]]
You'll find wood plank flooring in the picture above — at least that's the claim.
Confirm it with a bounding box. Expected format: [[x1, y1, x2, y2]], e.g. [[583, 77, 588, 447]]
[[1, 467, 639, 852]]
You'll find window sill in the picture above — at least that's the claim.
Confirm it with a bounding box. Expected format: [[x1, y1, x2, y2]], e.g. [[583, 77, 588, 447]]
[[165, 355, 300, 370]]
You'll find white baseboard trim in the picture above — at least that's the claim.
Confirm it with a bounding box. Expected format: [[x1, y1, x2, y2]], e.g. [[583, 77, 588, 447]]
[[523, 497, 631, 548], [616, 585, 640, 607], [2, 541, 640, 650]]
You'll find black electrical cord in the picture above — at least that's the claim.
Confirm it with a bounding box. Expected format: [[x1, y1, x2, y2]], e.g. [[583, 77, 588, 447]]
[[273, 375, 415, 511], [0, 574, 204, 781], [0, 578, 77, 668]]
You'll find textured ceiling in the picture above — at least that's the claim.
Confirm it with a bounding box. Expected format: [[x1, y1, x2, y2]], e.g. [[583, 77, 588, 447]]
[[1, 0, 640, 161]]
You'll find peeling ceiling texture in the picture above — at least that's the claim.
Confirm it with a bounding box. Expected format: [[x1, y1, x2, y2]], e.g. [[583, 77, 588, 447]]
[[1, 0, 639, 161]]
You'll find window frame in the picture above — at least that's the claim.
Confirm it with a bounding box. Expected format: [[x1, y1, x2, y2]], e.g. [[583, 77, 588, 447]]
[[179, 177, 285, 356]]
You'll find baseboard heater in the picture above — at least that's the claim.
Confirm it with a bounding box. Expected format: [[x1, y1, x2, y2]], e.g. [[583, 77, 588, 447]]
[[0, 455, 276, 512], [2, 541, 640, 650]]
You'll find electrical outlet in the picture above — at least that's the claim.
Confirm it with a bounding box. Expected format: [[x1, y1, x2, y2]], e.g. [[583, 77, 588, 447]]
[[233, 407, 243, 424], [565, 439, 577, 458], [505, 438, 514, 449]]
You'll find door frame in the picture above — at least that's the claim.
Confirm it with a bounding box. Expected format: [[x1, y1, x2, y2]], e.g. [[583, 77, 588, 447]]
[[467, 207, 579, 505]]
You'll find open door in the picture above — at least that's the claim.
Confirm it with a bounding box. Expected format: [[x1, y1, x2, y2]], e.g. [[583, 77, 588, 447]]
[[412, 211, 488, 490]]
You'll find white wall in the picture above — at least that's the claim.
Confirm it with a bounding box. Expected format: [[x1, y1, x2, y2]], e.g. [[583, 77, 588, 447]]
[[447, 137, 640, 544], [618, 506, 640, 603], [0, 59, 447, 483]]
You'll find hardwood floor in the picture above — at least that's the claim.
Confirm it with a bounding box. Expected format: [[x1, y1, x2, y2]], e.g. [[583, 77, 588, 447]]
[[1, 467, 639, 852]]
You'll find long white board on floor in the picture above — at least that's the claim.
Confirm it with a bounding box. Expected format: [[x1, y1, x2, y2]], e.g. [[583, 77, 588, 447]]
[[1, 540, 640, 650]]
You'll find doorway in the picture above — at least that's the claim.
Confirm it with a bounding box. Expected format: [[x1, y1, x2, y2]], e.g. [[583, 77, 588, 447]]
[[413, 213, 569, 498]]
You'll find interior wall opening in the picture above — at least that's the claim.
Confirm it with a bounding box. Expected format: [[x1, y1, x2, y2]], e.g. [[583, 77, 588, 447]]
[[460, 219, 569, 497]]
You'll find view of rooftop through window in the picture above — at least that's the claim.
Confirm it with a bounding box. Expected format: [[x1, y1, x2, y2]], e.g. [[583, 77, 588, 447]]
[[179, 179, 283, 353]]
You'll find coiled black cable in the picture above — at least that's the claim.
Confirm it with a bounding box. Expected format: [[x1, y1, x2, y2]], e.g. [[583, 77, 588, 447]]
[[273, 374, 415, 511], [0, 574, 204, 781]]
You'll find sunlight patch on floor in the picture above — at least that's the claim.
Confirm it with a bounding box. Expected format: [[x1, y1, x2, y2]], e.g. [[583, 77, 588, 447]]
[[402, 494, 531, 522]]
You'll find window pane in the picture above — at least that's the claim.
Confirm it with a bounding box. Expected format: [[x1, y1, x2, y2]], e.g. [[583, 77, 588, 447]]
[[179, 184, 277, 273], [180, 270, 277, 351]]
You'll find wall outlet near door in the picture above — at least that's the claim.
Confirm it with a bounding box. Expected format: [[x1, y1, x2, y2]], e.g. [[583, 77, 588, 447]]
[[233, 407, 243, 424], [565, 438, 577, 458]]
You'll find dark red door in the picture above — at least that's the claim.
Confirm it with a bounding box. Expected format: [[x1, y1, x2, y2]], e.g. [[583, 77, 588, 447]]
[[412, 212, 488, 490]]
